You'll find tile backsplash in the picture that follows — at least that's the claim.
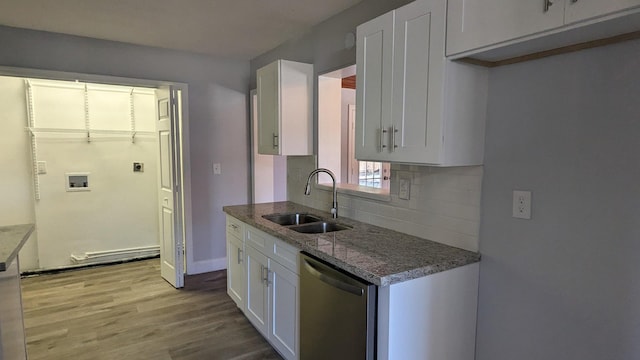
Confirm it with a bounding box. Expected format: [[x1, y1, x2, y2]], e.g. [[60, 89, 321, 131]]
[[287, 156, 482, 252]]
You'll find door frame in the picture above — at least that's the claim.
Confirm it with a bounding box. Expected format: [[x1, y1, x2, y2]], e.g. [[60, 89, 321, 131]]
[[0, 65, 192, 282]]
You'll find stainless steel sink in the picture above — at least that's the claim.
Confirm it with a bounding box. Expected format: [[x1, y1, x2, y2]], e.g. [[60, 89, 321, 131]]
[[262, 213, 323, 226], [289, 222, 352, 234]]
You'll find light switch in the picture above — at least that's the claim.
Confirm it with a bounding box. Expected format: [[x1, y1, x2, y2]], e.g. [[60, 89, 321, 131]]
[[213, 163, 221, 175]]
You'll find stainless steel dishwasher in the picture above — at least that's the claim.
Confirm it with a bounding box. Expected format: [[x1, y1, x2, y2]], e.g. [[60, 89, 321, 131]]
[[299, 252, 376, 360]]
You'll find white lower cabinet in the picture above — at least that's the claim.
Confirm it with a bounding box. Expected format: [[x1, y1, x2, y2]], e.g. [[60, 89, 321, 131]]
[[245, 244, 270, 337], [226, 217, 245, 310], [226, 215, 299, 360], [268, 260, 299, 359], [226, 215, 479, 360]]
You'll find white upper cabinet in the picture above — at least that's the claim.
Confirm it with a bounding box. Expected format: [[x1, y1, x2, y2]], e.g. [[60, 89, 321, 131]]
[[257, 60, 313, 156], [355, 11, 393, 162], [564, 0, 640, 24], [356, 0, 488, 166], [446, 0, 565, 56], [447, 0, 640, 59]]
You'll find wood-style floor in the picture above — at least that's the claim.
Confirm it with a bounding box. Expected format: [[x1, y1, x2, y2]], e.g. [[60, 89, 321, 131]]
[[21, 258, 282, 360]]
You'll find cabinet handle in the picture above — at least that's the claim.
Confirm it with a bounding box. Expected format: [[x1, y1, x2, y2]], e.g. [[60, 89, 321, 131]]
[[272, 133, 278, 148], [260, 265, 270, 286], [230, 224, 238, 230], [237, 248, 242, 264], [379, 128, 388, 152], [570, 0, 578, 3], [543, 0, 553, 12], [390, 126, 398, 151]]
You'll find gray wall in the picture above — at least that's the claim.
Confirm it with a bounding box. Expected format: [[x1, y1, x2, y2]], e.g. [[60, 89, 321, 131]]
[[0, 25, 250, 272], [250, 0, 413, 86], [477, 39, 640, 360]]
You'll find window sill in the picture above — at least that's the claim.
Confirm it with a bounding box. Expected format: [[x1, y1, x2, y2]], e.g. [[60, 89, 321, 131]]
[[316, 183, 391, 202]]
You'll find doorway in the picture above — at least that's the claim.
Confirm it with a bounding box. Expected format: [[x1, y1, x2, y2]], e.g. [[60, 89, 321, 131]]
[[317, 65, 390, 192], [0, 68, 189, 288]]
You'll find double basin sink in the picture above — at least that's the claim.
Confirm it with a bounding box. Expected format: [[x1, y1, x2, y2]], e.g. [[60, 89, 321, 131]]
[[262, 213, 351, 234]]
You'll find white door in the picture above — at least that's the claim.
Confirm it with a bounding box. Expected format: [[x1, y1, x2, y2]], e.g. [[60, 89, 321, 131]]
[[245, 245, 269, 337], [257, 61, 280, 155], [446, 0, 565, 56], [564, 0, 640, 24], [269, 260, 299, 360], [156, 86, 184, 288], [226, 232, 245, 309], [391, 0, 444, 164], [355, 10, 393, 162]]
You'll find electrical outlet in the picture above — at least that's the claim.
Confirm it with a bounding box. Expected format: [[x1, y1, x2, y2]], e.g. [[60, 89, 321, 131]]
[[399, 177, 411, 200], [37, 161, 47, 174], [213, 163, 221, 175], [512, 190, 532, 219]]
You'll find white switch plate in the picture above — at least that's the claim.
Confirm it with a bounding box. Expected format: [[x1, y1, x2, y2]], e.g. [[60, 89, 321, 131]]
[[37, 161, 47, 174], [512, 190, 532, 219], [213, 163, 221, 175], [399, 177, 411, 200]]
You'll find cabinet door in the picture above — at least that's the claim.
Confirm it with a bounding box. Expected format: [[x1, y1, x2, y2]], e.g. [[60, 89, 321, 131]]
[[257, 61, 280, 155], [564, 0, 640, 24], [226, 233, 245, 310], [390, 0, 444, 164], [446, 0, 565, 56], [269, 260, 299, 360], [0, 258, 27, 360], [245, 245, 269, 337], [355, 11, 393, 162]]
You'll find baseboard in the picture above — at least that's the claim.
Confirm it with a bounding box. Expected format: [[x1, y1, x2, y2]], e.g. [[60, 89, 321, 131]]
[[21, 255, 159, 276], [188, 257, 226, 275], [70, 245, 160, 266]]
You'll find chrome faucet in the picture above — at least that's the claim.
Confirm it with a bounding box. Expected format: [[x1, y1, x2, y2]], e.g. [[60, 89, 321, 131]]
[[304, 168, 338, 218]]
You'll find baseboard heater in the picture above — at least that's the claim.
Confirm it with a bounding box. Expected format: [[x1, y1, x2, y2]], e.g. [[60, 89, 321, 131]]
[[71, 245, 160, 266]]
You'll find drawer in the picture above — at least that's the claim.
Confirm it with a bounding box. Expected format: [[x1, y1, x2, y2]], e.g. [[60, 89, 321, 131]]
[[226, 216, 244, 239], [245, 224, 299, 274], [246, 226, 269, 254], [270, 238, 299, 274]]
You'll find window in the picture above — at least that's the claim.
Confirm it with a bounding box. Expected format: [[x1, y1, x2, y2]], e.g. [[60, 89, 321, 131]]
[[318, 65, 389, 193]]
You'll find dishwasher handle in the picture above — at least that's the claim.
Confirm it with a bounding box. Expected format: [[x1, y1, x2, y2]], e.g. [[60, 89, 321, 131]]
[[303, 258, 364, 296]]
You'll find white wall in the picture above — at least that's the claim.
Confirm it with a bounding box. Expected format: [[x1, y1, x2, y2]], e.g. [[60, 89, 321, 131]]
[[0, 76, 38, 270], [288, 157, 482, 251], [0, 25, 250, 274], [5, 78, 160, 270], [476, 39, 640, 360], [317, 76, 342, 184]]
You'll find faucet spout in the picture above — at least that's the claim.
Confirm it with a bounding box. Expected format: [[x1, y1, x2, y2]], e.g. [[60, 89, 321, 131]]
[[304, 168, 338, 218]]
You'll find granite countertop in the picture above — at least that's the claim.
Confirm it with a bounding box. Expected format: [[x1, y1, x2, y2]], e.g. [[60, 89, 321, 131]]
[[223, 202, 480, 286], [0, 224, 35, 271]]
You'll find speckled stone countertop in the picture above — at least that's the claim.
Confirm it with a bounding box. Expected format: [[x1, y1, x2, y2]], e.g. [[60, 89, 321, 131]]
[[223, 202, 480, 286], [0, 224, 35, 271]]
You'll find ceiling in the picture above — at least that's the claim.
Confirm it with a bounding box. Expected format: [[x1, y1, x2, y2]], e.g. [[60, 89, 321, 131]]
[[0, 0, 363, 60]]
